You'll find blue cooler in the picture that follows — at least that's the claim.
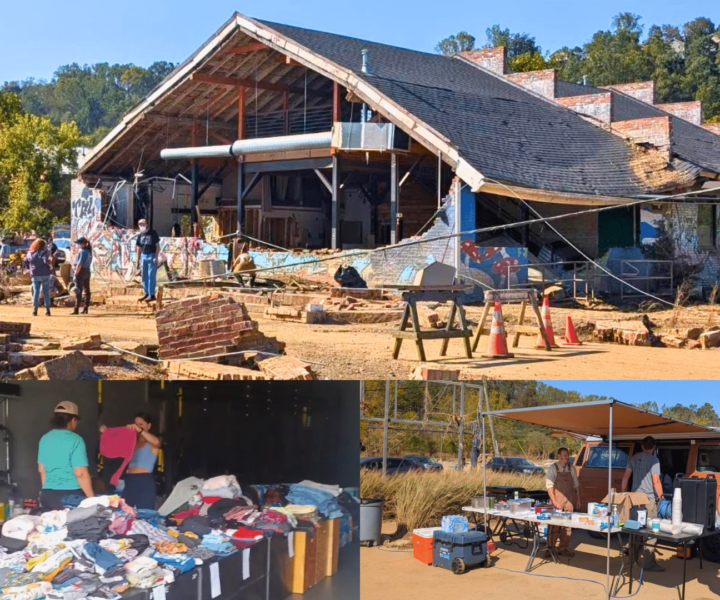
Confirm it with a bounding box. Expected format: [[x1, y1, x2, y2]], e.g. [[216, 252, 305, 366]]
[[432, 530, 490, 574]]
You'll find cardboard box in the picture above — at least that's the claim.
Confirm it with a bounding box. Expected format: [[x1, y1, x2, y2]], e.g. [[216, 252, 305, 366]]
[[290, 529, 318, 594], [601, 492, 650, 523], [324, 518, 341, 576]]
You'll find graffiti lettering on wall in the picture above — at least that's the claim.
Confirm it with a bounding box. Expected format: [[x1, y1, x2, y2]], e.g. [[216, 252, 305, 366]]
[[70, 187, 228, 282]]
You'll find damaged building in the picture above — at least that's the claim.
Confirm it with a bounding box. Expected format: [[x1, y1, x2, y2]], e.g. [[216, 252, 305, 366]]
[[74, 13, 720, 300]]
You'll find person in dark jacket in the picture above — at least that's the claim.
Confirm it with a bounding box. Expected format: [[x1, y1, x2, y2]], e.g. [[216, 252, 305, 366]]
[[23, 238, 53, 316], [135, 219, 160, 302], [72, 237, 93, 315]]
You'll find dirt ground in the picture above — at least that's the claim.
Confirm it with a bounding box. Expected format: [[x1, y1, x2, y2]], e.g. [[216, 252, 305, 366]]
[[362, 521, 720, 600], [0, 302, 718, 380]]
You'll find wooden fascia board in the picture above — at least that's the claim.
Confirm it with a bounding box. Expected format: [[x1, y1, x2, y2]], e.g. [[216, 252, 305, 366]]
[[478, 181, 638, 206]]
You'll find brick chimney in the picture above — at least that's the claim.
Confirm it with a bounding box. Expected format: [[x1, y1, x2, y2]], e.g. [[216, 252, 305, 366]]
[[604, 81, 656, 105], [459, 47, 507, 75], [506, 69, 557, 100], [655, 101, 703, 125], [556, 92, 613, 123]]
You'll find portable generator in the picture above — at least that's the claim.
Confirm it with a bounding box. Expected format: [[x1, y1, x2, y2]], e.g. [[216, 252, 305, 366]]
[[432, 529, 491, 574]]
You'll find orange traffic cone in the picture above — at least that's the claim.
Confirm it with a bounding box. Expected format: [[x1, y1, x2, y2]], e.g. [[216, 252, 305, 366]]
[[563, 315, 583, 346], [483, 301, 514, 359], [536, 296, 559, 348]]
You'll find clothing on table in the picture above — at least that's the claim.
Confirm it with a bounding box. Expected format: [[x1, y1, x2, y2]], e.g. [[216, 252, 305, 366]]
[[628, 451, 661, 500], [112, 534, 149, 556], [140, 255, 158, 298], [38, 429, 89, 491], [67, 505, 110, 524], [98, 539, 131, 556], [82, 543, 122, 573], [61, 496, 86, 509], [31, 276, 52, 311], [158, 477, 203, 516], [27, 528, 68, 549], [67, 517, 109, 542], [187, 547, 214, 561], [286, 484, 344, 519], [2, 581, 53, 600], [200, 533, 236, 556], [122, 473, 156, 510], [41, 490, 84, 512], [134, 510, 162, 526], [297, 481, 341, 497], [178, 516, 211, 537], [128, 519, 173, 545], [176, 533, 200, 549], [547, 467, 575, 553], [78, 497, 110, 509], [154, 542, 187, 554], [173, 507, 200, 521], [0, 536, 28, 553], [545, 462, 580, 491], [108, 515, 133, 536], [37, 510, 67, 532], [230, 527, 264, 549], [202, 475, 240, 493], [2, 515, 41, 541], [99, 428, 137, 486], [149, 551, 195, 574], [223, 506, 258, 524]]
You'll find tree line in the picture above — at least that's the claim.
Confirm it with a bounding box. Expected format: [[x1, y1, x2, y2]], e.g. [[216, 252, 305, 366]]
[[436, 13, 720, 120], [360, 381, 720, 460]]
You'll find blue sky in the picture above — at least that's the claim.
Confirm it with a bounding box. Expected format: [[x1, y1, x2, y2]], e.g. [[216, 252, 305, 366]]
[[1, 1, 717, 83], [541, 381, 720, 410]]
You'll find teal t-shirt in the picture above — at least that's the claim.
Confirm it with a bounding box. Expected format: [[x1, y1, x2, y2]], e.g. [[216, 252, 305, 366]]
[[37, 429, 89, 490]]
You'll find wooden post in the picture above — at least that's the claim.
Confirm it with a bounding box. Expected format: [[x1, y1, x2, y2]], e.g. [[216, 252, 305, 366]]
[[237, 87, 246, 140], [283, 91, 290, 135], [331, 155, 340, 249], [390, 153, 398, 244], [332, 82, 341, 123], [190, 124, 199, 231]]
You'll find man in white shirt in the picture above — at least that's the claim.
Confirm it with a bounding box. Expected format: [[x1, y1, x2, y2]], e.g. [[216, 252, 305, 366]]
[[545, 447, 581, 558]]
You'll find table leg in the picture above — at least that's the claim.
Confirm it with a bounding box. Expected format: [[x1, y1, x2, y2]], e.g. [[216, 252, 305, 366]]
[[699, 538, 703, 569], [525, 523, 539, 572], [629, 537, 634, 594], [471, 301, 491, 352], [440, 302, 457, 357], [408, 300, 426, 362], [392, 303, 410, 359], [613, 532, 626, 597], [682, 542, 687, 600]]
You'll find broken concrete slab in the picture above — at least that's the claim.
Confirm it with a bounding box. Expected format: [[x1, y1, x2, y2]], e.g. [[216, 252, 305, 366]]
[[699, 330, 720, 349], [61, 333, 103, 351], [163, 360, 267, 381], [410, 365, 460, 381], [9, 350, 124, 369], [593, 321, 655, 346], [256, 355, 314, 380], [156, 294, 285, 362], [111, 341, 150, 357], [0, 322, 31, 337], [15, 350, 96, 380]]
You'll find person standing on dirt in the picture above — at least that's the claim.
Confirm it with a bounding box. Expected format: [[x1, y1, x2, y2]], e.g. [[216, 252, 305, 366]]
[[545, 447, 581, 558], [23, 238, 53, 317], [622, 436, 665, 572], [38, 402, 95, 511], [135, 218, 160, 302], [72, 237, 92, 315]]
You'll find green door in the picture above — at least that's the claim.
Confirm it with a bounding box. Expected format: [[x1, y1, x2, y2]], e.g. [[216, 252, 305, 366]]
[[598, 206, 635, 255]]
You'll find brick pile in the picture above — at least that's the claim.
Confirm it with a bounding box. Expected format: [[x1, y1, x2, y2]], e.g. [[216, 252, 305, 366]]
[[163, 360, 268, 381], [155, 294, 285, 361], [0, 322, 31, 337]]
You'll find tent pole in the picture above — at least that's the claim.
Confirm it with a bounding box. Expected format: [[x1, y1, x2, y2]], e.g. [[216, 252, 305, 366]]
[[382, 381, 390, 477], [482, 406, 487, 533], [457, 383, 465, 473], [606, 401, 613, 600]]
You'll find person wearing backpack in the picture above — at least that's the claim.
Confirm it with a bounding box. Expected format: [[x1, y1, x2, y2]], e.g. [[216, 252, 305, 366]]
[[23, 238, 53, 316]]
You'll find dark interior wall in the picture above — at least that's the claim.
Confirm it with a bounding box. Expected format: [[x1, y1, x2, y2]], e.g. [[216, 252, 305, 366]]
[[2, 381, 359, 502]]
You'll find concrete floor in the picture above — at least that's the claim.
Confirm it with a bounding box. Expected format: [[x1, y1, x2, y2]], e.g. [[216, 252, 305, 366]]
[[291, 540, 359, 600]]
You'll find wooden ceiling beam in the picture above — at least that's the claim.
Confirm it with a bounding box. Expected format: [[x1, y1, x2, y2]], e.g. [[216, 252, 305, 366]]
[[145, 113, 236, 131], [227, 42, 270, 54], [190, 72, 326, 97]]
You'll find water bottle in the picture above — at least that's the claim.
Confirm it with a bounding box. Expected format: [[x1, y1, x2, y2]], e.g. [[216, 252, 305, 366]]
[[611, 506, 619, 528], [514, 491, 519, 500]]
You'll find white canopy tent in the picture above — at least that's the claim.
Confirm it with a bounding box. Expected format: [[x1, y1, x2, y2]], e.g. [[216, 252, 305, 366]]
[[480, 399, 720, 599]]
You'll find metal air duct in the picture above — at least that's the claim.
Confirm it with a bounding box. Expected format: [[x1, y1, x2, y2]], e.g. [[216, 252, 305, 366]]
[[160, 131, 333, 161]]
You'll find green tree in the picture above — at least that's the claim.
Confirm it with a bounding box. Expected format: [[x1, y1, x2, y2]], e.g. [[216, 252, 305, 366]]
[[0, 91, 80, 232], [435, 32, 476, 55], [485, 25, 541, 59], [510, 52, 549, 73]]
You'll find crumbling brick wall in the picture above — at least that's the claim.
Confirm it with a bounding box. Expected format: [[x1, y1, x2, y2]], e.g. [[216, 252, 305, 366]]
[[557, 92, 613, 123], [155, 295, 284, 361], [606, 81, 656, 104], [656, 101, 702, 125], [459, 48, 507, 75], [611, 116, 672, 159], [506, 69, 557, 99]]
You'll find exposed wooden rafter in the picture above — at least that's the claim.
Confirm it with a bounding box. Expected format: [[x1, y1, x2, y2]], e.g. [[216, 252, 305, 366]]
[[190, 72, 325, 97]]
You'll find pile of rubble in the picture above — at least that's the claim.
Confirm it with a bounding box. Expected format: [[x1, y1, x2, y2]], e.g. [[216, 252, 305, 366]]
[[591, 320, 720, 349]]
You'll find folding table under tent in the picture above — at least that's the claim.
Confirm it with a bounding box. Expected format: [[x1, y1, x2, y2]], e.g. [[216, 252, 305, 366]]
[[479, 399, 720, 600]]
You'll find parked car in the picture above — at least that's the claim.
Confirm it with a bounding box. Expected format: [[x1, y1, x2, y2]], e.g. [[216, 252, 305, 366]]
[[486, 456, 545, 476], [404, 455, 443, 471], [361, 456, 423, 476], [575, 436, 720, 562]]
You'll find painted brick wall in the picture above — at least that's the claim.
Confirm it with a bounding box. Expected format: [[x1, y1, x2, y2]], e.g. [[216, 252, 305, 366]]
[[611, 116, 672, 157], [606, 81, 656, 104], [506, 69, 557, 99], [556, 92, 613, 123], [459, 48, 507, 75], [656, 101, 703, 125]]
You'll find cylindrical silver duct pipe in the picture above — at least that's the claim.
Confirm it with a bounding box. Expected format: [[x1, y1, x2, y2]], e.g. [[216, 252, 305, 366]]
[[160, 131, 333, 161]]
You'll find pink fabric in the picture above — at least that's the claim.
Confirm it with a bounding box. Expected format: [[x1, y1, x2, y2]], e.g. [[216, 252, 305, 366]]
[[100, 427, 137, 485]]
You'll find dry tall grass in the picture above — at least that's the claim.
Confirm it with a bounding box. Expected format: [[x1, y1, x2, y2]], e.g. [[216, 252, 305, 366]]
[[361, 470, 546, 530]]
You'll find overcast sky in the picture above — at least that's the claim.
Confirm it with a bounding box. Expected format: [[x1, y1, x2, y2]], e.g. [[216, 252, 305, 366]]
[[1, 0, 716, 82]]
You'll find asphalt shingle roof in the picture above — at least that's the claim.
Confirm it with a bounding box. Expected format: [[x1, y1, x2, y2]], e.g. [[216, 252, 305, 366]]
[[260, 20, 662, 198]]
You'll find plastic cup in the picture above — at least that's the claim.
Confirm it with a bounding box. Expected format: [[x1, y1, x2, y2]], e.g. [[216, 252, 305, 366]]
[[651, 518, 661, 532]]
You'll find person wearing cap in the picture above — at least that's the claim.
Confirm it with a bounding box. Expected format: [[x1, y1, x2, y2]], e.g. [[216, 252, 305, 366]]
[[135, 219, 160, 302], [38, 402, 94, 510], [72, 237, 92, 315]]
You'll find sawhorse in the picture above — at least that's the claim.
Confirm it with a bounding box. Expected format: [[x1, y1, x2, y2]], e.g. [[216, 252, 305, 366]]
[[392, 286, 473, 362]]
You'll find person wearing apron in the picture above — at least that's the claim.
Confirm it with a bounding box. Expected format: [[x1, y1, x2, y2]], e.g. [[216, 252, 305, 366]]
[[546, 448, 582, 557]]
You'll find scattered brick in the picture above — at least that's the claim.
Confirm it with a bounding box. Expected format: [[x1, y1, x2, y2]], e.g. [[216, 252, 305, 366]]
[[61, 333, 103, 351], [163, 360, 268, 381], [699, 330, 720, 349], [0, 322, 31, 337], [410, 365, 460, 381], [15, 351, 96, 380], [256, 355, 314, 380]]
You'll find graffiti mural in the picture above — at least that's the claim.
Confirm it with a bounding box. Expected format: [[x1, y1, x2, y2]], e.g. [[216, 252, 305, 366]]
[[459, 242, 528, 289], [70, 186, 228, 283]]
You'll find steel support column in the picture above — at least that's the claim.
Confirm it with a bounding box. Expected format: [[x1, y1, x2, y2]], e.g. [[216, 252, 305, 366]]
[[331, 154, 340, 249], [390, 153, 398, 244]]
